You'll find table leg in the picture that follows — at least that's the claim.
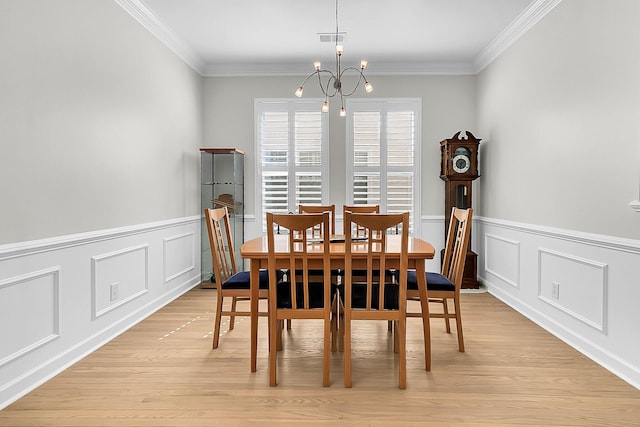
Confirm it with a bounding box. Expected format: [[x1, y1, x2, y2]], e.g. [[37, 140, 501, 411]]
[[416, 260, 431, 371], [250, 260, 260, 373]]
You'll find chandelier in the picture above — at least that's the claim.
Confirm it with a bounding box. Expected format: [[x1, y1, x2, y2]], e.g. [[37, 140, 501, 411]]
[[294, 0, 373, 116]]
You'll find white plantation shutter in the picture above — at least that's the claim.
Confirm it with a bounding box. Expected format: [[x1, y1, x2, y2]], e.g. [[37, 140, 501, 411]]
[[347, 99, 421, 234], [256, 100, 328, 230]]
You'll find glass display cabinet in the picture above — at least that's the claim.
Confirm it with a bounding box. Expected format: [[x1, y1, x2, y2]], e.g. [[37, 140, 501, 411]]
[[200, 148, 245, 285]]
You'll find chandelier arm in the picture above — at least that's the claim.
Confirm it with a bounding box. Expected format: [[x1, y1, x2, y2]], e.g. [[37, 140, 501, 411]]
[[315, 70, 339, 98], [314, 71, 329, 97], [338, 67, 367, 97], [297, 71, 319, 91], [323, 75, 339, 98]]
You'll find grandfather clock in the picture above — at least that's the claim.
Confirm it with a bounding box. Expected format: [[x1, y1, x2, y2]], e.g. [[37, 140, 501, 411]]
[[440, 131, 481, 289]]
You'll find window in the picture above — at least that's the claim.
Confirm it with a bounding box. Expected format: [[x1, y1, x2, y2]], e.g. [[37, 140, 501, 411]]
[[255, 99, 329, 229], [346, 99, 421, 234]]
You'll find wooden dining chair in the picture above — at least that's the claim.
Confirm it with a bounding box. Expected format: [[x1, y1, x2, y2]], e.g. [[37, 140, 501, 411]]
[[342, 204, 393, 334], [343, 211, 409, 389], [406, 207, 473, 357], [266, 212, 333, 387], [295, 204, 336, 331], [298, 204, 336, 236], [342, 204, 380, 236], [205, 207, 276, 349]]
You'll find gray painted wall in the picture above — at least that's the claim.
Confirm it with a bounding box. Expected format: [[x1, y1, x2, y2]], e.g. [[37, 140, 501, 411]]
[[477, 0, 640, 240], [0, 0, 203, 245]]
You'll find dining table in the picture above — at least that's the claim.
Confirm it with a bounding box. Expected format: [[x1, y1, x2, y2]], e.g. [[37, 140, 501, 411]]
[[240, 234, 436, 372]]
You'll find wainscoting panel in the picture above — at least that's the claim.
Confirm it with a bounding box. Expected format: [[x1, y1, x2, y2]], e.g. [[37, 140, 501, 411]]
[[485, 233, 520, 288], [476, 216, 640, 390], [538, 248, 608, 332], [92, 244, 149, 319], [163, 232, 196, 283], [0, 216, 201, 410], [0, 267, 60, 367]]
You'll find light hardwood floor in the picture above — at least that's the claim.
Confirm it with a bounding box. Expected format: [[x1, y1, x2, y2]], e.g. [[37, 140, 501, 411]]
[[2, 288, 639, 426]]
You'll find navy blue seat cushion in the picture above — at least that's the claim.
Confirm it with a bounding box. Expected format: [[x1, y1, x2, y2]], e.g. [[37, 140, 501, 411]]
[[349, 282, 399, 310], [407, 271, 455, 292], [296, 269, 343, 278], [276, 281, 327, 309], [222, 269, 283, 290]]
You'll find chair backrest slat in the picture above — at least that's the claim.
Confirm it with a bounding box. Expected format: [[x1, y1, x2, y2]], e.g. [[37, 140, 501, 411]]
[[441, 207, 473, 290], [343, 204, 380, 238], [298, 204, 335, 237], [205, 207, 237, 284]]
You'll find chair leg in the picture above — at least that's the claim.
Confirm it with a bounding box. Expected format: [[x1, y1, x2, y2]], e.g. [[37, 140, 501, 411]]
[[323, 316, 331, 387], [344, 313, 352, 388], [398, 316, 406, 390], [338, 299, 345, 352], [229, 296, 238, 330], [338, 310, 345, 352], [393, 320, 399, 353], [212, 291, 224, 349], [442, 298, 451, 333], [277, 319, 283, 351], [454, 296, 465, 352], [286, 319, 292, 330], [330, 296, 338, 352], [417, 288, 431, 372], [269, 308, 278, 387]]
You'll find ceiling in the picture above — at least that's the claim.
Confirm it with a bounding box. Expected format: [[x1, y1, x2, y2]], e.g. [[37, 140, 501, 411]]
[[119, 0, 559, 76]]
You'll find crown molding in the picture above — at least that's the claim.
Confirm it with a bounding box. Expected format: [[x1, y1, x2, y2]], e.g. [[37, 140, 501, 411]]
[[116, 0, 562, 77], [474, 0, 563, 73], [114, 0, 206, 74], [202, 61, 477, 78]]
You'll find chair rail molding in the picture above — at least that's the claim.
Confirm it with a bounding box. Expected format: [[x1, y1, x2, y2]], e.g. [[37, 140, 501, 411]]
[[630, 200, 640, 212]]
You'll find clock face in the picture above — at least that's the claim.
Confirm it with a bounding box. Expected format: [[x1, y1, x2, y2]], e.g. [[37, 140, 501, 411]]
[[452, 147, 471, 174]]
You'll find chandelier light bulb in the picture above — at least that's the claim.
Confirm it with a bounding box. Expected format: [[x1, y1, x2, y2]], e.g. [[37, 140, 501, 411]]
[[336, 44, 344, 56], [314, 61, 321, 71], [360, 60, 368, 70], [295, 87, 303, 97], [340, 107, 347, 117], [364, 81, 373, 93], [321, 101, 329, 113]]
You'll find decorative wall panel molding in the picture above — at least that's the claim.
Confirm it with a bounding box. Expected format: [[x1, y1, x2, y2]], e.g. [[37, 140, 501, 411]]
[[163, 232, 196, 283], [92, 244, 149, 319], [0, 267, 60, 367], [537, 248, 608, 332], [485, 233, 520, 288]]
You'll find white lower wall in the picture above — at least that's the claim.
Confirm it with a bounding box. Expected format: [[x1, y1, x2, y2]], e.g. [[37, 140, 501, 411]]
[[0, 216, 202, 409], [4, 212, 638, 409], [476, 216, 640, 390]]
